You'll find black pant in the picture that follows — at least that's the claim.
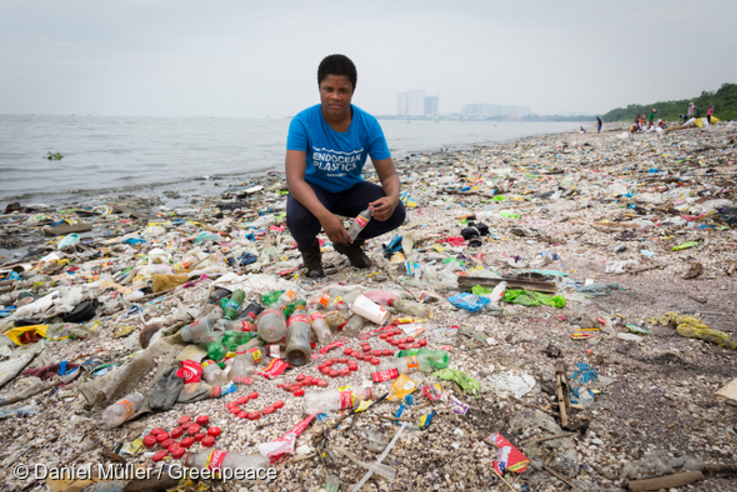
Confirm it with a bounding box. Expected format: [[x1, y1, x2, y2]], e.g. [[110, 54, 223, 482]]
[[286, 181, 406, 250]]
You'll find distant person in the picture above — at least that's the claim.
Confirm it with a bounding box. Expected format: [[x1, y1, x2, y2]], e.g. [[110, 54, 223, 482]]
[[579, 126, 586, 134], [648, 108, 657, 127], [695, 105, 702, 118], [596, 116, 603, 133], [687, 102, 696, 119], [707, 104, 714, 124], [285, 54, 405, 278]]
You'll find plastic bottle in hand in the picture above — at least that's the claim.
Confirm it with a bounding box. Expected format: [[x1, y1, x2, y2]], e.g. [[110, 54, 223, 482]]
[[286, 306, 312, 366], [222, 290, 245, 321], [257, 309, 287, 343], [303, 386, 373, 415], [388, 299, 432, 318], [100, 392, 145, 428], [201, 361, 228, 386], [347, 208, 372, 241], [184, 449, 270, 476], [309, 310, 333, 344]]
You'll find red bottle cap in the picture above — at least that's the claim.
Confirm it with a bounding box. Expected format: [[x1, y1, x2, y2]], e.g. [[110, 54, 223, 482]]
[[156, 432, 170, 443], [143, 435, 158, 448], [194, 433, 206, 442], [339, 368, 349, 377], [180, 437, 195, 448], [195, 415, 209, 426], [262, 406, 275, 414], [187, 424, 201, 435], [344, 348, 353, 355], [273, 400, 284, 409], [382, 349, 393, 356], [170, 427, 183, 439], [406, 336, 415, 343], [248, 392, 259, 400], [229, 407, 241, 415], [238, 411, 249, 419], [318, 380, 328, 387], [171, 447, 186, 459], [371, 358, 380, 365], [151, 450, 168, 462], [348, 364, 358, 372], [339, 357, 348, 364], [248, 411, 260, 420], [362, 346, 371, 353], [202, 436, 215, 447], [380, 333, 388, 339], [151, 427, 165, 436], [226, 401, 239, 409], [293, 389, 305, 397], [398, 344, 407, 350], [208, 426, 221, 437], [178, 415, 191, 426], [418, 339, 427, 346], [329, 369, 338, 377], [160, 438, 175, 450], [412, 343, 422, 349], [372, 350, 381, 356], [296, 374, 305, 381]]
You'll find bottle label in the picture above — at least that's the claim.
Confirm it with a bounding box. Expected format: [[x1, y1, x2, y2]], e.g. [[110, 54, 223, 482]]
[[206, 449, 229, 472], [258, 358, 290, 379], [288, 313, 310, 326], [177, 360, 203, 383], [248, 348, 262, 365], [224, 299, 240, 310], [371, 368, 399, 382], [309, 311, 324, 322], [319, 293, 331, 306], [338, 386, 354, 409], [405, 355, 420, 374], [354, 214, 369, 228], [284, 290, 296, 302], [119, 399, 134, 417]]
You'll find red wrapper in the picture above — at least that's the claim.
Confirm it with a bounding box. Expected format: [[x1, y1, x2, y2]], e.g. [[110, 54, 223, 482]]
[[486, 432, 530, 474], [257, 358, 291, 379], [177, 360, 203, 384]]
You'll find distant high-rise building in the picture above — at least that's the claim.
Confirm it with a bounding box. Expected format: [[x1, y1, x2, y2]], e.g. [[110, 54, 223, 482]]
[[460, 104, 532, 116], [424, 96, 439, 117], [397, 90, 427, 116]]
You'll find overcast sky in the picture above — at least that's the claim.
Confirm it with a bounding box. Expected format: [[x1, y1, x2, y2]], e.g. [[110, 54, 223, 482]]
[[1, 1, 735, 118]]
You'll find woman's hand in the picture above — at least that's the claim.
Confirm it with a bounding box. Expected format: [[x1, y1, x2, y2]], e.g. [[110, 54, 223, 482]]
[[320, 213, 352, 244], [368, 196, 398, 221]]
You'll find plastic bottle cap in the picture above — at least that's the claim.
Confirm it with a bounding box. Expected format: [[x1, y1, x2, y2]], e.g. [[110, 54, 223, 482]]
[[171, 447, 186, 459], [226, 401, 238, 409], [187, 424, 201, 435], [296, 374, 305, 381], [344, 348, 353, 355], [151, 427, 165, 435], [329, 369, 339, 377], [143, 435, 158, 448], [262, 406, 275, 414], [248, 411, 261, 420], [388, 299, 395, 306], [238, 411, 249, 419], [170, 428, 183, 439], [156, 433, 170, 443], [208, 426, 221, 437], [273, 400, 284, 409], [293, 389, 305, 397], [180, 437, 195, 448], [248, 392, 259, 400], [194, 433, 206, 442], [372, 350, 381, 356], [229, 407, 241, 415], [382, 349, 392, 356], [202, 436, 216, 447], [178, 416, 191, 426], [161, 438, 175, 450], [371, 358, 380, 365], [195, 415, 209, 426], [151, 450, 168, 462], [236, 396, 249, 405], [419, 339, 427, 346]]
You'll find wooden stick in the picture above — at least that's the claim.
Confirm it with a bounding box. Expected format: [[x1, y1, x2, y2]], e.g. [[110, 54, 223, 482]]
[[492, 468, 516, 492], [544, 465, 580, 490], [627, 471, 704, 491], [521, 432, 573, 446]]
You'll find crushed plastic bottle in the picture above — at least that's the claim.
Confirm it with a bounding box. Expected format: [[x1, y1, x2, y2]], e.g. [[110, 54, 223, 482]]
[[100, 392, 145, 428], [201, 361, 228, 386], [388, 299, 432, 318], [303, 386, 373, 415], [229, 345, 263, 379], [181, 312, 221, 344], [184, 449, 270, 477], [342, 315, 365, 337]]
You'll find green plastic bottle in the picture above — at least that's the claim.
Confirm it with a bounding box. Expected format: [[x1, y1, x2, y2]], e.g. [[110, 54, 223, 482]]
[[261, 290, 284, 306], [394, 349, 450, 369], [206, 341, 227, 362], [282, 299, 307, 319], [223, 290, 245, 321], [222, 330, 256, 352]]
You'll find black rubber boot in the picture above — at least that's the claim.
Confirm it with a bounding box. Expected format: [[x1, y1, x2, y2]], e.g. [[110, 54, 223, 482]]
[[334, 238, 371, 268], [300, 242, 325, 278]]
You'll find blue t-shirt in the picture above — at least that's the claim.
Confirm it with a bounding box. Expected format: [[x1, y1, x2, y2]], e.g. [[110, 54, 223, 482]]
[[286, 104, 391, 193]]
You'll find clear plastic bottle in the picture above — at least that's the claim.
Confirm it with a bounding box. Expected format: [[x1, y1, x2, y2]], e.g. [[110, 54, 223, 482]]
[[376, 353, 433, 376], [286, 306, 312, 366], [342, 315, 365, 338], [309, 310, 333, 344], [184, 449, 270, 475], [388, 299, 432, 318], [347, 209, 372, 241], [257, 309, 287, 343], [393, 349, 450, 369], [201, 361, 228, 386], [362, 290, 400, 307], [271, 289, 297, 309], [228, 345, 263, 380], [181, 312, 221, 344], [303, 386, 373, 415], [324, 311, 348, 331], [100, 392, 145, 428]]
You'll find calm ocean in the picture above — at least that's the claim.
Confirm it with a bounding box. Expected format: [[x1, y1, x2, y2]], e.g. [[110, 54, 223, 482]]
[[0, 115, 581, 207]]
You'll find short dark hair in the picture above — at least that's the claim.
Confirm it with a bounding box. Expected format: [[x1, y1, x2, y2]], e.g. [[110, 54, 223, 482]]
[[317, 54, 357, 91]]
